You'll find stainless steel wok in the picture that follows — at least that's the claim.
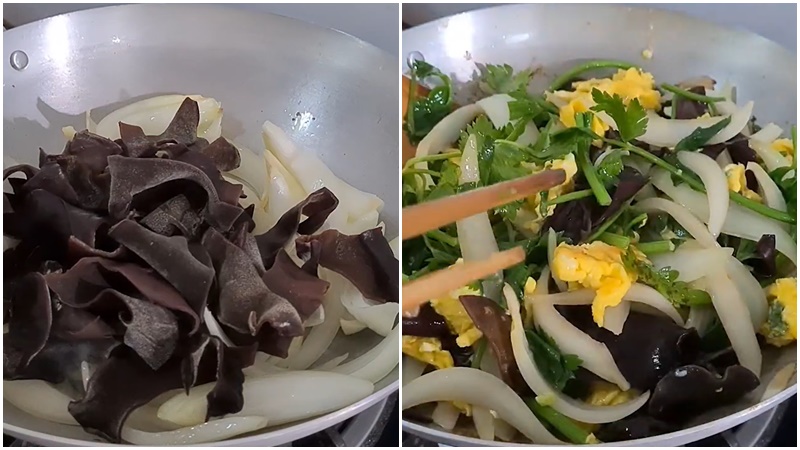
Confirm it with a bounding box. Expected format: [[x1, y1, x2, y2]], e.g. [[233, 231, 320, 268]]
[[3, 4, 398, 446], [402, 3, 796, 446]]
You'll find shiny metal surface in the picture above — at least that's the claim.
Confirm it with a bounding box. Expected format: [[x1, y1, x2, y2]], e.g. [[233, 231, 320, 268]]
[[3, 3, 398, 446], [402, 3, 796, 446]]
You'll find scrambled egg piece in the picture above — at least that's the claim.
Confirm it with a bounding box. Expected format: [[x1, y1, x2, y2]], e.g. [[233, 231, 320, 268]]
[[759, 278, 797, 347], [585, 382, 637, 407], [724, 163, 762, 202], [772, 138, 794, 164], [402, 336, 454, 369], [551, 68, 662, 135], [430, 286, 483, 347], [518, 155, 579, 234], [552, 242, 637, 326]]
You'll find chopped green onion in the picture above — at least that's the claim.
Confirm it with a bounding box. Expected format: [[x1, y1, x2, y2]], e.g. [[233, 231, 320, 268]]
[[549, 60, 637, 91], [623, 212, 649, 235], [586, 207, 625, 242], [403, 150, 461, 170], [661, 83, 727, 103], [637, 240, 676, 255], [526, 398, 594, 445], [547, 189, 593, 206], [599, 232, 631, 249], [576, 141, 612, 206]]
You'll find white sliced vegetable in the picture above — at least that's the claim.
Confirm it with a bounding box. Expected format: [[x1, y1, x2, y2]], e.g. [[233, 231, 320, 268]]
[[432, 402, 461, 431], [203, 307, 234, 347], [542, 285, 684, 326], [86, 110, 97, 134], [343, 209, 380, 235], [122, 417, 269, 445], [3, 380, 77, 425], [313, 353, 350, 371], [507, 285, 649, 423], [516, 121, 541, 146], [636, 197, 718, 248], [340, 280, 397, 337], [389, 237, 399, 258], [638, 101, 753, 148], [332, 325, 399, 383], [760, 363, 796, 401], [222, 175, 272, 235], [650, 247, 734, 283], [94, 95, 223, 141], [677, 151, 729, 237], [699, 271, 762, 378], [402, 356, 427, 386], [473, 406, 496, 441], [602, 301, 630, 335], [62, 126, 77, 140], [750, 139, 792, 172], [749, 123, 784, 143], [747, 162, 788, 214], [494, 418, 517, 442], [724, 256, 768, 330], [686, 306, 715, 334], [158, 371, 374, 427], [263, 148, 308, 228], [716, 149, 733, 168], [651, 169, 797, 264], [340, 318, 368, 335], [476, 94, 514, 129], [547, 228, 567, 292], [402, 367, 562, 444], [227, 144, 270, 198]]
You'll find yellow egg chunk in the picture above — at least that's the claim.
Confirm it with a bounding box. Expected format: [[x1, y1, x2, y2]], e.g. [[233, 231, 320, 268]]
[[585, 381, 637, 407], [759, 278, 797, 347], [552, 242, 636, 326], [772, 138, 794, 164], [430, 286, 483, 347], [559, 99, 609, 136], [724, 163, 762, 202], [402, 336, 454, 369]]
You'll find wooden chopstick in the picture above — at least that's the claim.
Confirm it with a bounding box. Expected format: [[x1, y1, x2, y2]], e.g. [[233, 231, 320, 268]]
[[402, 169, 566, 241], [402, 247, 526, 313]]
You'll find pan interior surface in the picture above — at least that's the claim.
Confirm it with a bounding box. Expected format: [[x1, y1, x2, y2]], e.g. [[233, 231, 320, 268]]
[[3, 4, 398, 446], [401, 3, 796, 447]]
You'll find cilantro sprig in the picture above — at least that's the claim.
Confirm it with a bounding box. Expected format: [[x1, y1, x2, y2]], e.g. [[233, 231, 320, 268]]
[[622, 248, 712, 307], [590, 89, 648, 142], [673, 116, 732, 151], [404, 60, 453, 145], [478, 63, 534, 95], [526, 328, 582, 391]]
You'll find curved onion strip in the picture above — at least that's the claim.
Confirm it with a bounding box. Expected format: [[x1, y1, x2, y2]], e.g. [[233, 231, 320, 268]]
[[313, 353, 350, 371], [724, 256, 768, 330], [747, 162, 788, 214], [516, 121, 541, 146], [749, 123, 784, 143], [226, 145, 270, 199], [263, 148, 309, 229], [677, 151, 729, 237], [650, 247, 734, 283], [158, 372, 374, 428], [473, 406, 496, 441], [476, 94, 514, 129], [528, 285, 629, 389], [750, 139, 792, 172], [494, 418, 517, 442], [714, 100, 738, 117], [284, 269, 345, 370], [547, 228, 567, 292], [3, 380, 78, 425], [402, 356, 427, 386], [686, 306, 715, 334], [303, 304, 325, 328], [95, 95, 223, 142], [432, 402, 461, 431], [699, 271, 762, 378], [340, 281, 397, 337], [716, 150, 734, 168], [760, 363, 796, 401], [389, 237, 399, 258], [508, 285, 649, 423], [122, 417, 269, 445], [602, 302, 630, 335], [414, 103, 485, 186], [651, 169, 797, 264], [636, 196, 718, 248], [331, 326, 399, 383], [638, 101, 753, 148], [222, 175, 272, 235], [402, 367, 562, 444], [340, 318, 368, 335]]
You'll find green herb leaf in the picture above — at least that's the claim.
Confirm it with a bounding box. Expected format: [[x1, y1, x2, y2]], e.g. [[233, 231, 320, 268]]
[[622, 247, 712, 307], [763, 301, 789, 340], [526, 329, 582, 391], [590, 89, 648, 142], [404, 60, 453, 145], [673, 116, 732, 152], [478, 63, 534, 95], [596, 148, 625, 186]]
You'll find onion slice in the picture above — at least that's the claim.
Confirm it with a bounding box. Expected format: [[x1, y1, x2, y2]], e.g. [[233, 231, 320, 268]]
[[473, 406, 496, 441], [414, 103, 484, 186], [332, 325, 399, 383], [432, 402, 461, 431], [650, 247, 734, 283], [747, 162, 788, 214], [677, 151, 729, 237], [760, 363, 796, 401], [507, 285, 649, 423], [636, 197, 718, 248], [750, 123, 784, 143], [476, 94, 514, 129], [402, 356, 427, 386], [402, 367, 562, 444], [3, 380, 77, 425], [638, 101, 753, 148], [602, 302, 630, 335], [685, 306, 715, 334], [750, 139, 792, 172], [121, 417, 269, 445]]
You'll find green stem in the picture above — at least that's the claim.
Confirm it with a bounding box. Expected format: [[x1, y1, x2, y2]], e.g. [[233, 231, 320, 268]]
[[549, 60, 637, 91], [623, 212, 649, 235], [403, 150, 461, 170], [661, 83, 726, 103], [526, 398, 593, 445], [548, 189, 593, 205], [471, 339, 487, 369], [599, 232, 631, 249], [637, 240, 676, 255], [576, 145, 612, 206], [670, 97, 678, 119], [425, 229, 459, 247], [402, 169, 440, 177], [587, 207, 625, 242]]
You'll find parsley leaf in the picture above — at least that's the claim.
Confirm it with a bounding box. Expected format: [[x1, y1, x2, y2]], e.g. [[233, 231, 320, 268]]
[[526, 329, 582, 391], [596, 148, 625, 186], [673, 116, 733, 152], [478, 63, 534, 95], [622, 247, 712, 307], [590, 88, 648, 142], [404, 60, 453, 145]]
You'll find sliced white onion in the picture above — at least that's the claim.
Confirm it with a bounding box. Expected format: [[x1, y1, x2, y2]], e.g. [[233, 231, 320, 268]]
[[340, 280, 397, 337], [638, 101, 753, 148], [750, 123, 784, 143], [547, 228, 567, 292], [402, 367, 562, 444], [602, 302, 630, 335], [94, 95, 223, 142], [313, 353, 350, 371], [414, 103, 485, 186], [686, 306, 715, 334], [432, 402, 461, 431], [473, 406, 496, 441], [750, 139, 792, 172], [724, 256, 768, 330], [494, 418, 517, 441], [699, 271, 762, 378], [303, 305, 325, 328], [634, 197, 717, 248], [402, 356, 427, 386], [389, 237, 399, 258], [677, 151, 729, 237], [507, 285, 649, 423], [650, 247, 734, 283], [714, 100, 738, 117], [747, 162, 788, 214], [3, 380, 77, 425], [122, 417, 269, 445], [332, 326, 399, 383], [760, 363, 796, 401], [159, 371, 374, 427], [476, 94, 515, 129], [226, 145, 270, 199], [263, 148, 308, 228], [516, 121, 541, 146], [716, 149, 733, 168], [651, 169, 797, 265], [340, 318, 368, 335]]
